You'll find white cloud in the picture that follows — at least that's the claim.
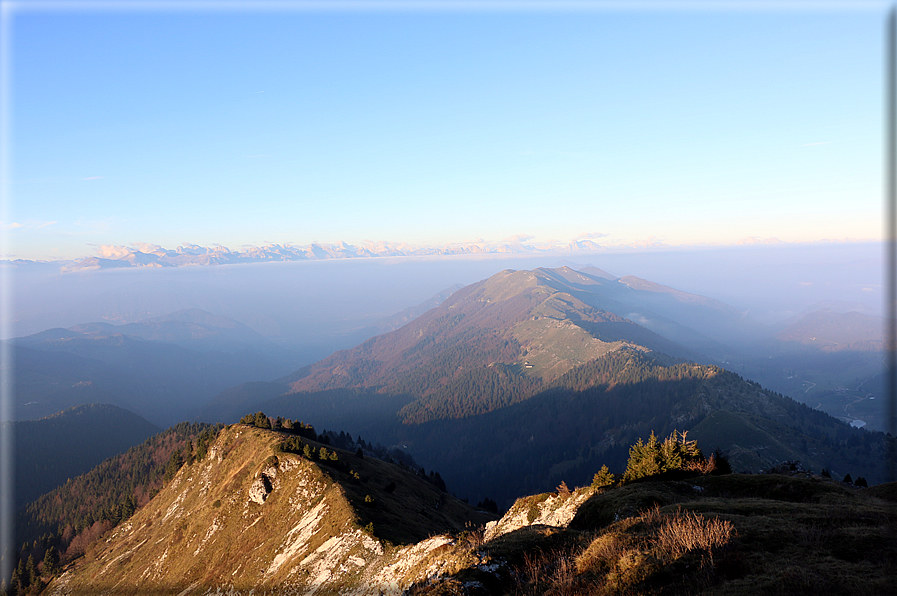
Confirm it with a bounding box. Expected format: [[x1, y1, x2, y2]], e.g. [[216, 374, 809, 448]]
[[737, 236, 785, 245], [502, 233, 534, 243], [3, 220, 56, 230], [576, 232, 609, 240], [82, 176, 104, 180], [130, 242, 163, 254], [626, 312, 651, 326], [96, 245, 132, 259]]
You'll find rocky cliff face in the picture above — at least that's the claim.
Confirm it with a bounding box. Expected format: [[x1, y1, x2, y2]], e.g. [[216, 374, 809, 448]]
[[46, 425, 495, 595]]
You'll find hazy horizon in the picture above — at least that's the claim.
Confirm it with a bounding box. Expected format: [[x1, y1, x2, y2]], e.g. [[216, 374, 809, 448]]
[[6, 240, 884, 342]]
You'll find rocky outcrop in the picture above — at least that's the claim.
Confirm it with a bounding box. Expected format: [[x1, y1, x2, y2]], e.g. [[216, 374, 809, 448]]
[[46, 425, 493, 596], [248, 470, 274, 504], [485, 486, 595, 541]]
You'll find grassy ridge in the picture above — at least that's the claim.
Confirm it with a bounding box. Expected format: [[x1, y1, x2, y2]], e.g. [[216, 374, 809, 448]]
[[410, 473, 896, 595]]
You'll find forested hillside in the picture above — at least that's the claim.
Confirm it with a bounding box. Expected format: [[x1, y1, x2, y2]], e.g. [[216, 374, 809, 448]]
[[261, 348, 891, 507], [11, 404, 160, 507], [14, 422, 221, 575]]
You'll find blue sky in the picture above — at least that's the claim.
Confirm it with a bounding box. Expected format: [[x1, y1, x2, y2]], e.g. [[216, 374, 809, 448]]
[[2, 1, 887, 260]]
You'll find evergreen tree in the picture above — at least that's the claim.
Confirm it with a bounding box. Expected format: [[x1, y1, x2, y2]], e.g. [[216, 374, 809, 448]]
[[164, 449, 184, 482], [25, 555, 37, 589], [184, 440, 195, 466], [591, 465, 615, 488], [12, 558, 25, 592], [476, 497, 498, 514], [42, 546, 59, 576], [253, 412, 271, 429], [622, 431, 704, 483]]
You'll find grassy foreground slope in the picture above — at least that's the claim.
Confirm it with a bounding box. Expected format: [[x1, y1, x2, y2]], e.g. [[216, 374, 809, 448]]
[[41, 420, 894, 596], [45, 423, 494, 595], [409, 473, 896, 595]]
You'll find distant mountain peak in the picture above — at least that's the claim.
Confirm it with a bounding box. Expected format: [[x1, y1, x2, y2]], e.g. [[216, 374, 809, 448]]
[[286, 266, 702, 424]]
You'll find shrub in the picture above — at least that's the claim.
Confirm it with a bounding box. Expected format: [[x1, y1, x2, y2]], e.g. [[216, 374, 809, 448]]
[[557, 481, 571, 497]]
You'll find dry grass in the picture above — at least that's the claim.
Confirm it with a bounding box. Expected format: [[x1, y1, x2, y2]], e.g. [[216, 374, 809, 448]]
[[512, 504, 736, 595], [419, 474, 897, 596], [652, 508, 735, 563], [514, 549, 580, 596]]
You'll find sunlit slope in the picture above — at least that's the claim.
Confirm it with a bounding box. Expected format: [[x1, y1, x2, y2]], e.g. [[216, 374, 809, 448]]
[[285, 267, 698, 423], [47, 424, 493, 596]]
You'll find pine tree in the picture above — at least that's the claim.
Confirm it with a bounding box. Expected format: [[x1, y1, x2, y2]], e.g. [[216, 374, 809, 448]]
[[622, 431, 704, 483], [253, 412, 271, 429], [164, 449, 184, 482], [25, 555, 37, 589], [591, 465, 615, 488], [42, 546, 59, 576]]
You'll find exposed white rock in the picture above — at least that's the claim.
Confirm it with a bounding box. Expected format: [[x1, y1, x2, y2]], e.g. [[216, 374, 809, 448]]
[[248, 474, 273, 504], [485, 488, 594, 541]]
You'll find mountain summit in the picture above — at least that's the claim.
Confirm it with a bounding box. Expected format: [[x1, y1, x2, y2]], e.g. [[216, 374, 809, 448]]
[[286, 267, 698, 424], [249, 267, 889, 505]]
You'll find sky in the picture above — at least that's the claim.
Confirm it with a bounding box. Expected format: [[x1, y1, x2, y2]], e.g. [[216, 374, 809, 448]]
[[1, 1, 888, 260]]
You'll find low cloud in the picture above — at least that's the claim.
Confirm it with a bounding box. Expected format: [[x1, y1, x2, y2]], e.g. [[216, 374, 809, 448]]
[[626, 312, 651, 326], [82, 176, 104, 180], [502, 233, 534, 243], [576, 232, 609, 240], [96, 245, 132, 259], [130, 242, 163, 254], [738, 236, 785, 246], [4, 220, 56, 230]]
